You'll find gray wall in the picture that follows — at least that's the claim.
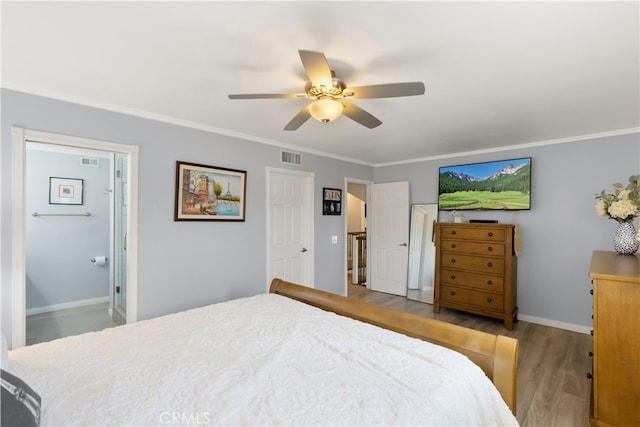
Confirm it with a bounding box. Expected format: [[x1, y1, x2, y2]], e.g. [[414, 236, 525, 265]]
[[374, 133, 640, 329], [26, 148, 110, 309], [1, 89, 373, 345]]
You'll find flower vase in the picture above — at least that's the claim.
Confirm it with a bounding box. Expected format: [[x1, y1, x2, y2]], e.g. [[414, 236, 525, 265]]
[[613, 221, 639, 255]]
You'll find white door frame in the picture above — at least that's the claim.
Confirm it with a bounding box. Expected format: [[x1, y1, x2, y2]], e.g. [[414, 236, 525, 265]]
[[265, 167, 315, 291], [10, 127, 139, 349], [343, 177, 373, 296]]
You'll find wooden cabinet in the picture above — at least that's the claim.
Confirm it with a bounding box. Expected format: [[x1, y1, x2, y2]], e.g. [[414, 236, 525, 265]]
[[588, 251, 640, 427], [433, 223, 518, 330]]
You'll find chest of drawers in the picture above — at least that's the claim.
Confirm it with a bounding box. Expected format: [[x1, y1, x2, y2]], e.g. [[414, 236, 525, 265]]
[[433, 223, 518, 330], [588, 251, 640, 427]]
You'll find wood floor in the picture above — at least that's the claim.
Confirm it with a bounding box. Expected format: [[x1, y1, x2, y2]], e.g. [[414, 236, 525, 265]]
[[348, 283, 592, 427]]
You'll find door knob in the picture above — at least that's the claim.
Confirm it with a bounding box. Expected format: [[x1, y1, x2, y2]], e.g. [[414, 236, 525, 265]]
[[399, 242, 408, 247], [301, 248, 308, 253]]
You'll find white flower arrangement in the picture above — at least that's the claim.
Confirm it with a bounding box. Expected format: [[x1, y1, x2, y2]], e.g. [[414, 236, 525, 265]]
[[595, 175, 640, 223]]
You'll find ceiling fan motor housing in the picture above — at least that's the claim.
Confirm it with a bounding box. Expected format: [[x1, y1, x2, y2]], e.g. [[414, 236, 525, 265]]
[[304, 73, 347, 99]]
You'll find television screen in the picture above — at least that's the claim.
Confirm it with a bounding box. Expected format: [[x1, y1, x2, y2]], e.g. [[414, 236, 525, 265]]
[[438, 157, 531, 211]]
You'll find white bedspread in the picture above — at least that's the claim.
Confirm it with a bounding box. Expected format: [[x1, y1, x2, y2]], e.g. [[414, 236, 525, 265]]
[[9, 294, 518, 426]]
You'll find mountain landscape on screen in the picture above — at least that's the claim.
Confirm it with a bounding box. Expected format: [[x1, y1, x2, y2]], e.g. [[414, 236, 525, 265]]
[[438, 158, 531, 211]]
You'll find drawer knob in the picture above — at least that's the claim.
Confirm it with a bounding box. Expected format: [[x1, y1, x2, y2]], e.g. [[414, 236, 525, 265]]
[[586, 372, 593, 379], [487, 297, 493, 303], [588, 351, 593, 357], [590, 289, 593, 295], [451, 258, 456, 263], [450, 291, 456, 296], [487, 280, 493, 285], [451, 230, 456, 235], [590, 330, 594, 336], [487, 246, 493, 251], [488, 232, 493, 237], [487, 262, 493, 267], [450, 275, 456, 280], [451, 243, 456, 248]]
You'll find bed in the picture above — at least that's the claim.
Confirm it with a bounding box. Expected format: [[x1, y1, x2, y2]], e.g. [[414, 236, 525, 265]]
[[5, 278, 518, 426]]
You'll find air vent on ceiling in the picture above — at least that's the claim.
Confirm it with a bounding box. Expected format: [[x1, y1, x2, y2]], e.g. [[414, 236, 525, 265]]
[[280, 150, 301, 166], [80, 157, 99, 167]]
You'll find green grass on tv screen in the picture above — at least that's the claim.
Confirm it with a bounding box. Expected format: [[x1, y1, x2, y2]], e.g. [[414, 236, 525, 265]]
[[438, 191, 530, 210]]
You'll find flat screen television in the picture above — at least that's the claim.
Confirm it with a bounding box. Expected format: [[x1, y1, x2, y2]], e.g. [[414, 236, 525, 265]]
[[438, 157, 531, 211]]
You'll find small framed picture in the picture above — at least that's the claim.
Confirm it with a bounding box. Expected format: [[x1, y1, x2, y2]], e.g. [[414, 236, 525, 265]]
[[175, 161, 247, 221], [323, 187, 342, 215], [49, 177, 84, 205]]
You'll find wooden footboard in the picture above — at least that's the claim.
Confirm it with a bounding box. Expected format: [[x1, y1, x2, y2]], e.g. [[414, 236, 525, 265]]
[[269, 278, 518, 415]]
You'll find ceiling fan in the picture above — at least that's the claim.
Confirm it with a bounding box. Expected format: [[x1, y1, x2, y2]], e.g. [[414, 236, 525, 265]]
[[228, 50, 425, 130]]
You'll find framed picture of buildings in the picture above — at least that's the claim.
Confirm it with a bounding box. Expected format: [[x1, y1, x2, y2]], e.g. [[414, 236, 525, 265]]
[[174, 161, 247, 221], [323, 187, 342, 215]]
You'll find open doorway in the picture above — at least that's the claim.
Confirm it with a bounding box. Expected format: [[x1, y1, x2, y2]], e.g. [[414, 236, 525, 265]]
[[24, 143, 130, 345], [345, 180, 369, 296], [25, 143, 122, 344], [344, 179, 412, 298], [11, 127, 139, 349]]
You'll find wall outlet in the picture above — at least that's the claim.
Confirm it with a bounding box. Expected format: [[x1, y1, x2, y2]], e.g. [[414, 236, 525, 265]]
[[331, 235, 338, 244]]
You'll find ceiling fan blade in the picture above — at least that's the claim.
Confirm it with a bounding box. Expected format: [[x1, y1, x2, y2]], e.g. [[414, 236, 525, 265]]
[[345, 82, 425, 99], [284, 106, 311, 131], [341, 102, 382, 129], [228, 93, 303, 99], [298, 50, 333, 87]]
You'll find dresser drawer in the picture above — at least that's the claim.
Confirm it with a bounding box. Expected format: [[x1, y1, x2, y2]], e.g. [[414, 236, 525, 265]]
[[441, 253, 505, 274], [441, 285, 504, 310], [439, 226, 506, 242], [440, 268, 504, 292], [441, 239, 505, 256]]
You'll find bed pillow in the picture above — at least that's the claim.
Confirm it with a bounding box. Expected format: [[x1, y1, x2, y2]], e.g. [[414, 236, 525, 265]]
[[1, 369, 41, 427]]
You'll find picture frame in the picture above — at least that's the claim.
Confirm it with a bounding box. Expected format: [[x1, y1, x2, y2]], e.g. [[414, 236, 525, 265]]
[[323, 187, 342, 215], [49, 177, 83, 205], [175, 161, 247, 221]]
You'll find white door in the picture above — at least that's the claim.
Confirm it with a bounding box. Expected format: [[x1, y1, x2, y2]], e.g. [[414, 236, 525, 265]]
[[368, 181, 410, 296], [266, 168, 314, 289]]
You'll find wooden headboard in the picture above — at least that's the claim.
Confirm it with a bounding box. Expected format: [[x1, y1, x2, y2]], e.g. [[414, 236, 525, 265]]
[[269, 278, 518, 415]]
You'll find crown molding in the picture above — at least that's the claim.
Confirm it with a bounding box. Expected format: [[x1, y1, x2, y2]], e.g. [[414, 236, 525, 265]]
[[3, 85, 637, 169]]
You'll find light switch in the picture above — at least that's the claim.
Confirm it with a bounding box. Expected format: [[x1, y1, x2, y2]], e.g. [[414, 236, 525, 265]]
[[331, 235, 338, 244]]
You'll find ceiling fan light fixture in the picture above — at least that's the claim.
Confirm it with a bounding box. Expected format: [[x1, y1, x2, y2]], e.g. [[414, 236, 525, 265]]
[[308, 98, 343, 123]]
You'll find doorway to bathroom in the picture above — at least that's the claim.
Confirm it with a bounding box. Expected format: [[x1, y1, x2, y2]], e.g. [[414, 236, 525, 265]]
[[11, 127, 139, 349], [24, 143, 127, 344]]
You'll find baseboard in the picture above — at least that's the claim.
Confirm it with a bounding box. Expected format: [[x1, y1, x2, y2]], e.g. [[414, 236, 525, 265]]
[[26, 296, 110, 316], [518, 314, 592, 335]]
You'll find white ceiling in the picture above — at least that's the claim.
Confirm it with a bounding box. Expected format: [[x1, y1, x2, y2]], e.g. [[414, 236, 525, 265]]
[[2, 1, 639, 165]]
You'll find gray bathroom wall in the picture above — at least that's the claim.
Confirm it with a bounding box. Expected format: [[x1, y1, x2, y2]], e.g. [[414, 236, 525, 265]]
[[25, 146, 111, 310]]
